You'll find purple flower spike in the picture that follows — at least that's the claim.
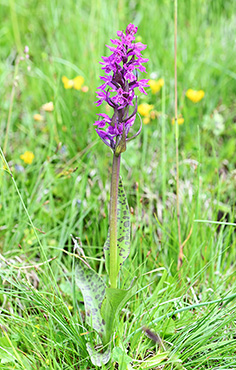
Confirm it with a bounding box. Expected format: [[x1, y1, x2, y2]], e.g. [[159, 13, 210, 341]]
[[94, 23, 148, 155]]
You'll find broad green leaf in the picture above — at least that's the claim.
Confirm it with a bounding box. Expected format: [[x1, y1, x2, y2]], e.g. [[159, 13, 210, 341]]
[[86, 342, 111, 366], [75, 262, 106, 339], [104, 177, 131, 274], [101, 279, 136, 341]]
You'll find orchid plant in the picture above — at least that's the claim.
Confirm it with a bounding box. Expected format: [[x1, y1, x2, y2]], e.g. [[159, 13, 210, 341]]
[[74, 23, 148, 366]]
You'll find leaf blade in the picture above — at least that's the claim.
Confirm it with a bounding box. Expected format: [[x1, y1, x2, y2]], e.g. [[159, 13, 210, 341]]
[[104, 177, 131, 274], [101, 279, 137, 341], [75, 263, 106, 338]]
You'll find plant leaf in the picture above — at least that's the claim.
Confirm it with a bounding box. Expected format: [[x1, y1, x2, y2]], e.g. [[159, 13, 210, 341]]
[[86, 342, 111, 366], [104, 177, 131, 274], [101, 279, 136, 341], [75, 262, 106, 339]]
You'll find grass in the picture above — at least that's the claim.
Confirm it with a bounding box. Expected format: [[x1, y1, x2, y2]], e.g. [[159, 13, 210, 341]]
[[1, 0, 236, 368]]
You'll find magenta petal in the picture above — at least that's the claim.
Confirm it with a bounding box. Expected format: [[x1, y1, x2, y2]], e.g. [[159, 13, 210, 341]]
[[94, 23, 148, 146]]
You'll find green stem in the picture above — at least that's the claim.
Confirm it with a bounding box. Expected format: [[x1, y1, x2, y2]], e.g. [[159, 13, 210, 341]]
[[109, 153, 121, 288]]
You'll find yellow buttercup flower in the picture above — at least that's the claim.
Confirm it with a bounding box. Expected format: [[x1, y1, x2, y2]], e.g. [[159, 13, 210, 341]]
[[186, 89, 205, 103], [33, 113, 43, 121], [62, 76, 85, 90], [62, 76, 74, 89], [20, 151, 35, 164], [172, 117, 184, 125], [73, 76, 85, 90], [138, 103, 154, 117], [41, 102, 54, 112], [148, 78, 164, 94]]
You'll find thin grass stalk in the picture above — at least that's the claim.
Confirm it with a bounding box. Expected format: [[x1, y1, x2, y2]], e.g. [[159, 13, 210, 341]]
[[161, 83, 166, 221], [2, 327, 26, 369], [9, 0, 22, 53], [109, 153, 121, 288], [0, 148, 55, 281], [192, 126, 201, 254], [124, 291, 236, 341], [4, 0, 22, 154], [3, 59, 19, 155], [174, 0, 183, 270]]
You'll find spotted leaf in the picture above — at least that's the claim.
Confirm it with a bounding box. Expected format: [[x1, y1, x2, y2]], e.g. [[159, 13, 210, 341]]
[[75, 262, 106, 340], [86, 342, 111, 367], [104, 177, 131, 274]]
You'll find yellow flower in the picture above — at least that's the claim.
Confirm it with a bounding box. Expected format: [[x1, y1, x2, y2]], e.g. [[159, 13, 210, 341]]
[[186, 89, 205, 103], [73, 76, 85, 90], [20, 151, 35, 164], [33, 113, 43, 121], [138, 103, 154, 117], [62, 76, 85, 90], [41, 102, 54, 112], [143, 117, 150, 125], [172, 117, 184, 125], [148, 78, 164, 94], [62, 76, 74, 89]]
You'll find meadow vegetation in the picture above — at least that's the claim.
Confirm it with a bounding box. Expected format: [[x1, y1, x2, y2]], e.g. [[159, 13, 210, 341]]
[[0, 0, 236, 368]]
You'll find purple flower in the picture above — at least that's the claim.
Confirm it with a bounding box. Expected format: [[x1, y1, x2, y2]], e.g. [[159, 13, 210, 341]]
[[94, 24, 148, 154]]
